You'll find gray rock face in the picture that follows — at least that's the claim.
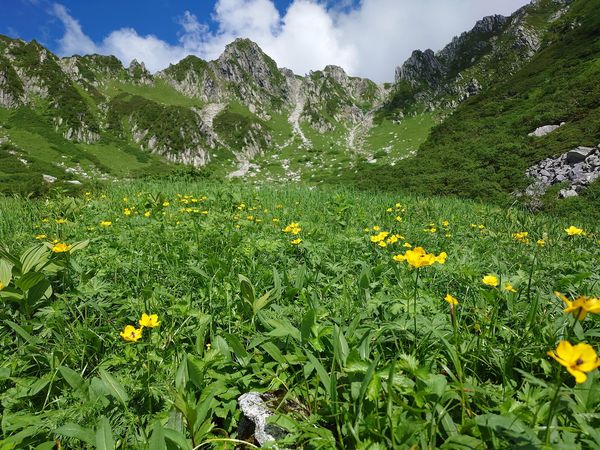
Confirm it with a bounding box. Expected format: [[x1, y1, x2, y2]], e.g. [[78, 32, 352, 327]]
[[566, 146, 595, 164], [392, 0, 571, 113], [128, 59, 152, 85], [525, 144, 600, 198], [395, 49, 445, 88], [237, 392, 286, 447], [528, 123, 564, 137]]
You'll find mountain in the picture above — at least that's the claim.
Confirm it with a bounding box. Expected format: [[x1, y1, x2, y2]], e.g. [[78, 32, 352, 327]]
[[352, 0, 600, 219], [1, 0, 598, 218], [0, 35, 402, 193], [381, 0, 573, 117]]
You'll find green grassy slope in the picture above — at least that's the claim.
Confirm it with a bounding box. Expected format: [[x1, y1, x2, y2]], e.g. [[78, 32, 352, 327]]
[[347, 0, 600, 219], [0, 181, 598, 448]]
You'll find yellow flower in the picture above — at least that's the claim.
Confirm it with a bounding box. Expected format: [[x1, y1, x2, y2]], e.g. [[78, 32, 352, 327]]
[[386, 235, 399, 245], [378, 241, 387, 248], [393, 247, 447, 268], [536, 239, 546, 247], [372, 226, 381, 231], [139, 313, 160, 328], [548, 341, 600, 383], [283, 223, 301, 235], [55, 218, 67, 224], [503, 283, 517, 293], [442, 220, 449, 227], [291, 238, 302, 245], [370, 231, 389, 243], [124, 208, 132, 216], [52, 243, 71, 253], [35, 234, 47, 240], [163, 201, 170, 207], [512, 231, 529, 244], [100, 221, 112, 227], [555, 292, 600, 321], [482, 275, 499, 287], [272, 218, 280, 223], [403, 242, 412, 248], [565, 226, 585, 236], [144, 211, 151, 217], [386, 207, 393, 212], [120, 325, 143, 342], [395, 216, 402, 222], [444, 294, 459, 305]]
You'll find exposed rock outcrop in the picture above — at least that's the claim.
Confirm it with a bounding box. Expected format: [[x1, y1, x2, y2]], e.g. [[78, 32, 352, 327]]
[[237, 392, 286, 447], [528, 123, 565, 137], [525, 145, 600, 198], [128, 59, 153, 85], [391, 0, 573, 113]]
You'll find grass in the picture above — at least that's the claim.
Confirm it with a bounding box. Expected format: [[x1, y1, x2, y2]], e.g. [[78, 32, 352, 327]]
[[0, 181, 599, 449], [103, 80, 205, 108], [366, 113, 438, 162]]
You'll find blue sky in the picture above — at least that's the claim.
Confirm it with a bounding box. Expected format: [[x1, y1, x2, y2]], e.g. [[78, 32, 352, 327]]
[[2, 0, 530, 82]]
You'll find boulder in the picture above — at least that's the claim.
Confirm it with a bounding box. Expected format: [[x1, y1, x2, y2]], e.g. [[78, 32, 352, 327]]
[[566, 146, 595, 164], [528, 124, 563, 137], [237, 392, 286, 447]]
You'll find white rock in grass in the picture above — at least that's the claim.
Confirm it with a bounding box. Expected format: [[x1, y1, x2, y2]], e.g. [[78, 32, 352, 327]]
[[528, 123, 564, 137], [238, 392, 286, 447]]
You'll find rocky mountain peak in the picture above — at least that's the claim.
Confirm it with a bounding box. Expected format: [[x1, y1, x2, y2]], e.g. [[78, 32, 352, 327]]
[[472, 14, 509, 34], [128, 59, 152, 84], [217, 38, 282, 86], [394, 49, 444, 87]]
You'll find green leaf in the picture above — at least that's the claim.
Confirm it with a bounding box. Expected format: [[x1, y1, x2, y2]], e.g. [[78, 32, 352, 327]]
[[223, 333, 250, 366], [186, 355, 205, 389], [300, 308, 316, 342], [148, 421, 166, 450], [238, 274, 255, 317], [175, 355, 189, 391], [0, 259, 13, 285], [356, 356, 380, 418], [20, 245, 50, 274], [267, 319, 301, 342], [98, 368, 129, 405], [163, 428, 192, 450], [305, 352, 331, 397], [261, 341, 286, 366], [95, 416, 115, 450], [15, 272, 46, 292], [27, 279, 52, 304], [55, 423, 95, 445], [58, 366, 87, 396], [6, 320, 39, 345], [440, 434, 484, 449], [253, 289, 273, 314], [69, 240, 90, 253], [332, 325, 349, 367]]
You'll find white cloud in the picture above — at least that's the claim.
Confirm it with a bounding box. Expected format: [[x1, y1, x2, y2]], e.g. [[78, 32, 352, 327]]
[[52, 0, 531, 82]]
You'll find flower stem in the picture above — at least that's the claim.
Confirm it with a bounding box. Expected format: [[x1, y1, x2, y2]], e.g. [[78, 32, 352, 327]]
[[544, 375, 562, 444], [413, 269, 420, 340]]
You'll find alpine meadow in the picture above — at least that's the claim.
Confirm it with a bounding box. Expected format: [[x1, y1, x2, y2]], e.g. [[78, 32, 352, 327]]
[[0, 0, 599, 449]]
